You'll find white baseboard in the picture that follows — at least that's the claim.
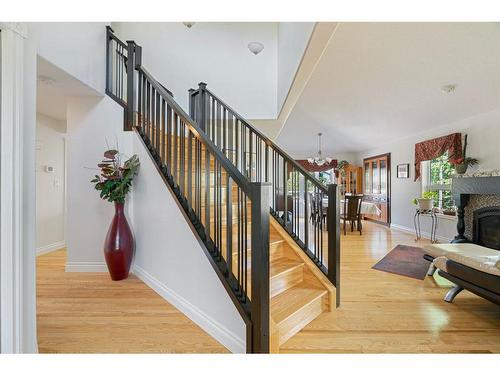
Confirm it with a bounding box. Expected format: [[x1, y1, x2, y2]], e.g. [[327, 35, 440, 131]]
[[391, 223, 452, 243], [132, 264, 245, 354], [65, 261, 109, 272], [36, 241, 66, 256]]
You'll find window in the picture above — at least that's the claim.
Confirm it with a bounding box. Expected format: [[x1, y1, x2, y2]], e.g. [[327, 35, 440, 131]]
[[421, 152, 454, 210], [316, 171, 333, 185]]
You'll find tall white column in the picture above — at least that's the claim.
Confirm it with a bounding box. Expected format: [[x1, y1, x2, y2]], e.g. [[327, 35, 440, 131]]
[[0, 22, 38, 353]]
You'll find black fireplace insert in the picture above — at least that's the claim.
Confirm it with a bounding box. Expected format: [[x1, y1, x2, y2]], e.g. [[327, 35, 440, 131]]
[[473, 206, 500, 250]]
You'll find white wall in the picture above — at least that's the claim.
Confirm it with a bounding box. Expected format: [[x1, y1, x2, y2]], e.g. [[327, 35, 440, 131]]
[[28, 22, 127, 266], [28, 23, 107, 93], [112, 22, 278, 119], [356, 108, 500, 241], [65, 96, 133, 270], [277, 23, 314, 114], [36, 114, 66, 254], [131, 132, 246, 353]]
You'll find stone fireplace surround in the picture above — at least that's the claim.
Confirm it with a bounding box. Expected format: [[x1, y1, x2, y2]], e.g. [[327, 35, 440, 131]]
[[464, 194, 500, 240], [452, 176, 500, 243]]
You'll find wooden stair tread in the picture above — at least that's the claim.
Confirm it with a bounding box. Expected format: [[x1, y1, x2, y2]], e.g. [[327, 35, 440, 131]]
[[231, 235, 285, 256], [271, 283, 327, 325], [270, 258, 303, 279], [230, 239, 284, 266]]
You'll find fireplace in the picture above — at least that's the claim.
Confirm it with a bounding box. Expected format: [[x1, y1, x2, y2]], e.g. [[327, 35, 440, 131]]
[[452, 176, 500, 243], [473, 206, 500, 250]]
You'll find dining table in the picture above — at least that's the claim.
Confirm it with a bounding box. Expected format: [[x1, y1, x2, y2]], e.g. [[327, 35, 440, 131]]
[[322, 197, 382, 216]]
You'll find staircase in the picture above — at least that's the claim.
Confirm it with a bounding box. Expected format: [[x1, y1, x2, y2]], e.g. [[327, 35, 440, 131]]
[[105, 26, 340, 353]]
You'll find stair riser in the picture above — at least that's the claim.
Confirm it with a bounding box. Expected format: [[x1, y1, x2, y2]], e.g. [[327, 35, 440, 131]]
[[270, 242, 286, 261], [270, 265, 304, 298], [229, 241, 284, 268], [228, 260, 303, 302], [277, 294, 327, 346]]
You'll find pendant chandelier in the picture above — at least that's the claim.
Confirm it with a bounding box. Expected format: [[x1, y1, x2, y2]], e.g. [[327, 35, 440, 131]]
[[308, 132, 332, 166]]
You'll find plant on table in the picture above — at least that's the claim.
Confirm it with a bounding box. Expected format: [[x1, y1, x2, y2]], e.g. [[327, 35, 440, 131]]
[[450, 134, 478, 175], [411, 191, 435, 210], [336, 160, 349, 177]]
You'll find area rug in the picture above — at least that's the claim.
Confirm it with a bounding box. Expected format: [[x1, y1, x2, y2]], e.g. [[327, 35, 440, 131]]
[[372, 245, 431, 280]]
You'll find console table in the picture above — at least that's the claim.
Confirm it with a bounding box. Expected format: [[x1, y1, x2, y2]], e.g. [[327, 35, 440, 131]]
[[414, 209, 438, 243]]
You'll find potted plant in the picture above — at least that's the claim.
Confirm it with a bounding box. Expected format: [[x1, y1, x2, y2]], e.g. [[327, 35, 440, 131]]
[[336, 160, 349, 177], [91, 149, 140, 281], [452, 134, 478, 175], [412, 191, 435, 211]]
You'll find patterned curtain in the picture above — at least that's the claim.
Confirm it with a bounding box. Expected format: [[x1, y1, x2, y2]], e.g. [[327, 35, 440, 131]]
[[414, 133, 462, 181]]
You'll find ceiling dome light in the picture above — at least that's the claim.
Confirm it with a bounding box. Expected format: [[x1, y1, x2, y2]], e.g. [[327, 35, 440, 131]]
[[441, 84, 457, 94], [248, 42, 264, 55], [183, 22, 196, 28]]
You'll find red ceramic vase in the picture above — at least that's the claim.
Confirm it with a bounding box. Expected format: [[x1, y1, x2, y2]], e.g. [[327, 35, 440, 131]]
[[104, 201, 134, 281]]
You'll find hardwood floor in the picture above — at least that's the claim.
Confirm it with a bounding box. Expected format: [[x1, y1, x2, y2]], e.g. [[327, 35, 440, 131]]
[[36, 222, 500, 353], [280, 221, 500, 353], [36, 250, 228, 353]]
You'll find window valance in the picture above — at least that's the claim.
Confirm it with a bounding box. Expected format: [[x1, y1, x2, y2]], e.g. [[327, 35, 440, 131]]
[[414, 133, 462, 181]]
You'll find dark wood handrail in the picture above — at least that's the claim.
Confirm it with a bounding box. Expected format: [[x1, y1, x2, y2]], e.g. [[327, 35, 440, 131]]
[[106, 25, 127, 48]]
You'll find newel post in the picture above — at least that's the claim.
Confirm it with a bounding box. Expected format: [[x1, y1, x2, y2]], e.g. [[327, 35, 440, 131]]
[[134, 44, 142, 69], [105, 26, 113, 94], [188, 88, 196, 119], [327, 183, 341, 307], [197, 82, 208, 132], [125, 40, 136, 131], [250, 182, 271, 353]]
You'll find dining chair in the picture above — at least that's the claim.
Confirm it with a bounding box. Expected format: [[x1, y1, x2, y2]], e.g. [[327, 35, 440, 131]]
[[341, 194, 363, 235], [309, 192, 326, 226], [275, 192, 294, 223]]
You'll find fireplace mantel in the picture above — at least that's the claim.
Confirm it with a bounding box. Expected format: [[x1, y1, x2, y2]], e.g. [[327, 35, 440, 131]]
[[452, 176, 500, 243], [452, 176, 500, 200]]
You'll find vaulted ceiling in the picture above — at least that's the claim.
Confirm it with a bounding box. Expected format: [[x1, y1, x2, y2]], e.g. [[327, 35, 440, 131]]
[[277, 23, 500, 156]]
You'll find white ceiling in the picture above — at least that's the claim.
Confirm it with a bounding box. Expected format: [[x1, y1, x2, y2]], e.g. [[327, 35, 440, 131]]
[[277, 23, 500, 156], [37, 56, 99, 121]]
